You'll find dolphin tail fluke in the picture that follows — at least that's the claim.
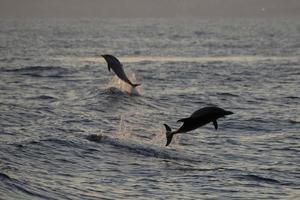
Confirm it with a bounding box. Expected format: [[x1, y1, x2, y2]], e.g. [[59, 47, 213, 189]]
[[163, 124, 174, 146], [132, 83, 141, 88]]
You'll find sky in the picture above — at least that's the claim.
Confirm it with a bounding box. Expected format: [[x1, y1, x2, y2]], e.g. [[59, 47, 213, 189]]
[[0, 0, 299, 18]]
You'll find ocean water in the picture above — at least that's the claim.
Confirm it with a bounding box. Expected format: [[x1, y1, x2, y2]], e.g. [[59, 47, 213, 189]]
[[0, 18, 299, 199]]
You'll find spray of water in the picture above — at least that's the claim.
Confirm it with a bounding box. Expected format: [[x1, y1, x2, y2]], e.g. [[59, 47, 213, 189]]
[[116, 115, 132, 139], [115, 116, 183, 149], [106, 73, 143, 96], [149, 127, 166, 147]]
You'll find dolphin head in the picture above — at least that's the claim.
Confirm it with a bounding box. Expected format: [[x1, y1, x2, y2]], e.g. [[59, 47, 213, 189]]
[[221, 110, 233, 118], [101, 54, 118, 62], [101, 54, 109, 59], [212, 107, 234, 118], [101, 54, 123, 72], [101, 55, 112, 71]]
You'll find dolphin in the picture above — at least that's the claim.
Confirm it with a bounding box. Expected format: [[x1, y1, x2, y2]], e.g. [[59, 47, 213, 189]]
[[164, 106, 233, 146], [102, 54, 141, 88]]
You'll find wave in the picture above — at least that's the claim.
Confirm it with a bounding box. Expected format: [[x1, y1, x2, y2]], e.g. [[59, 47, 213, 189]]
[[194, 31, 212, 36], [284, 96, 300, 100], [0, 172, 11, 181], [26, 95, 58, 101], [8, 131, 198, 163], [0, 172, 54, 200], [216, 92, 239, 97], [86, 134, 198, 163], [271, 147, 299, 153], [239, 174, 281, 184], [35, 138, 82, 149], [288, 120, 300, 124], [0, 57, 31, 64], [3, 66, 70, 78]]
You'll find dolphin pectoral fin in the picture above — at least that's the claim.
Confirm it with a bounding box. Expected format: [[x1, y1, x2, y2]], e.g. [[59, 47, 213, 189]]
[[213, 120, 218, 130]]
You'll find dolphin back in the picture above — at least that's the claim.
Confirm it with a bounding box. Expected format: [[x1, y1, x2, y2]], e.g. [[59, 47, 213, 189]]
[[190, 107, 232, 118]]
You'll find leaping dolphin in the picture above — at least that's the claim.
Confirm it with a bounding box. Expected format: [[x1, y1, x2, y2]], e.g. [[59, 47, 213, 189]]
[[164, 106, 233, 146], [102, 54, 141, 88]]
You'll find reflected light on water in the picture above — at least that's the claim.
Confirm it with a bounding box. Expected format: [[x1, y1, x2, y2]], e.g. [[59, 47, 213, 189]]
[[89, 55, 299, 63], [53, 55, 300, 65]]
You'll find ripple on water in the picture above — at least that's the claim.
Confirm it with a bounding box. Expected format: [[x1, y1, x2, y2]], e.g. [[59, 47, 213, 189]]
[[1, 18, 300, 200]]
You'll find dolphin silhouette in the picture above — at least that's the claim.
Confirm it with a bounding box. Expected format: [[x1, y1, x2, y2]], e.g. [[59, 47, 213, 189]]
[[164, 106, 233, 146], [102, 54, 141, 88]]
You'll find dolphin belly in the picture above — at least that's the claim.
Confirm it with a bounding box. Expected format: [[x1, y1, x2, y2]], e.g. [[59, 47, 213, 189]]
[[111, 67, 133, 86], [177, 117, 212, 133]]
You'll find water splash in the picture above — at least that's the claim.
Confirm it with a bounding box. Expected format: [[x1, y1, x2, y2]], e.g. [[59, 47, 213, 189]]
[[116, 116, 183, 149], [87, 117, 193, 162], [106, 73, 143, 96], [116, 115, 132, 139], [145, 124, 184, 150], [117, 116, 164, 146], [172, 134, 184, 150], [149, 127, 166, 147]]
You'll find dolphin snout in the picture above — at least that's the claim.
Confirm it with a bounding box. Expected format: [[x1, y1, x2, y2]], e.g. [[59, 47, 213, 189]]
[[225, 111, 234, 115]]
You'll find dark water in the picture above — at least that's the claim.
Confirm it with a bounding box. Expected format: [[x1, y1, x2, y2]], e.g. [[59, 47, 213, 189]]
[[0, 18, 299, 199]]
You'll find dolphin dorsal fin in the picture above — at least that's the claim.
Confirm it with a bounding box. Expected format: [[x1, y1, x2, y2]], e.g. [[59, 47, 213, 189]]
[[177, 117, 189, 123], [213, 120, 218, 130]]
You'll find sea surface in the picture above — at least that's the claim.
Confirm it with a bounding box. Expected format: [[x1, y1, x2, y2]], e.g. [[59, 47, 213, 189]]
[[0, 18, 299, 199]]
